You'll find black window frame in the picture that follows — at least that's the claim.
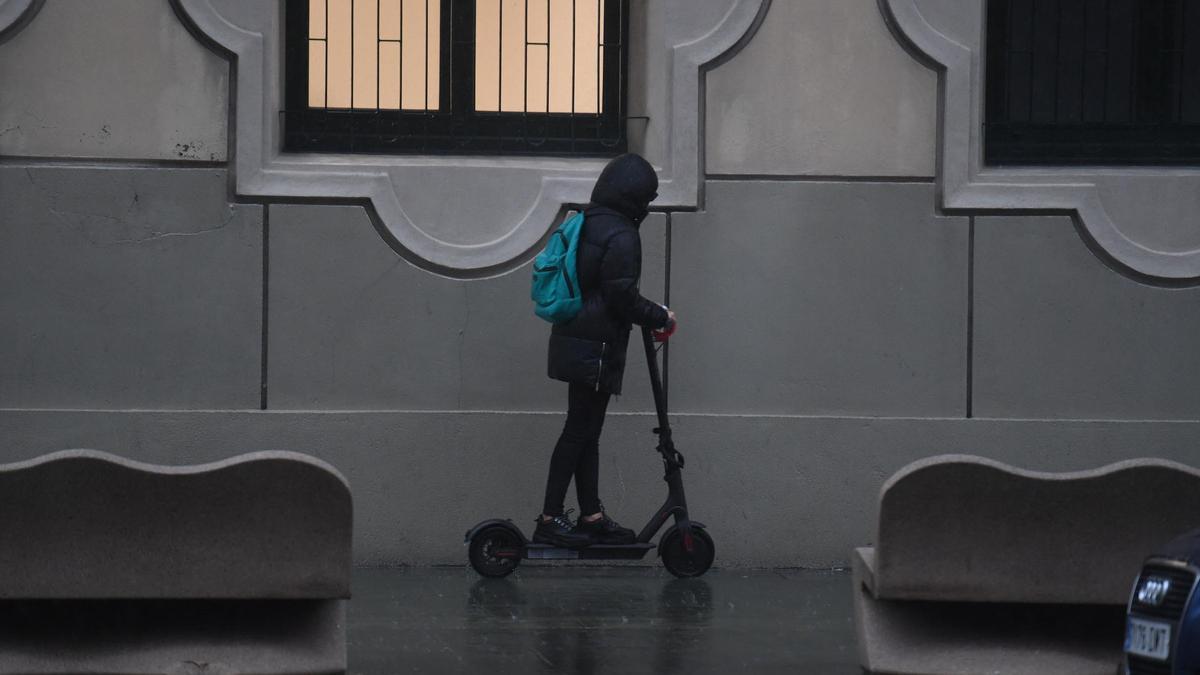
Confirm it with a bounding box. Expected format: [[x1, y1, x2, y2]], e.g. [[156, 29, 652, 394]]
[[984, 0, 1200, 166], [283, 0, 629, 157]]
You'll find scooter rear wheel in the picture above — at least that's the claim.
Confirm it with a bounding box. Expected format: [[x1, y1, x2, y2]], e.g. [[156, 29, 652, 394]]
[[660, 526, 715, 578], [468, 525, 523, 578]]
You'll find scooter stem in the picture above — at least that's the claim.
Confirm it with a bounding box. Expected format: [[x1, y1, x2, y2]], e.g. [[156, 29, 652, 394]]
[[641, 327, 672, 438], [642, 327, 687, 472]]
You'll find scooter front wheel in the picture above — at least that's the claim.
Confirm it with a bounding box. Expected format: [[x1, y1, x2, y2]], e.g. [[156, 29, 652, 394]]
[[468, 525, 523, 578], [660, 526, 715, 578]]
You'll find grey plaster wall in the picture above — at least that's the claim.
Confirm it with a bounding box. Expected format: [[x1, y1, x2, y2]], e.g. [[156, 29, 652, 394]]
[[2, 165, 1199, 567], [670, 180, 968, 417], [3, 409, 1200, 568], [0, 0, 1198, 570], [268, 204, 667, 413], [0, 0, 228, 161], [705, 0, 936, 177], [0, 166, 261, 409], [973, 215, 1200, 420]]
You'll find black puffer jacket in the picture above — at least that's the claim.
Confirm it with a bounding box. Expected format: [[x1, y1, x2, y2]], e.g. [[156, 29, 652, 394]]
[[547, 154, 671, 395]]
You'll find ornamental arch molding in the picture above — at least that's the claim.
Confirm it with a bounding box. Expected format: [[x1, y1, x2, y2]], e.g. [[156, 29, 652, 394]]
[[880, 0, 1200, 282], [0, 0, 43, 44], [172, 0, 769, 277]]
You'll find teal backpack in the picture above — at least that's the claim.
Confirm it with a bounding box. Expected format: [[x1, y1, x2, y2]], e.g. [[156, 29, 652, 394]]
[[531, 212, 584, 323]]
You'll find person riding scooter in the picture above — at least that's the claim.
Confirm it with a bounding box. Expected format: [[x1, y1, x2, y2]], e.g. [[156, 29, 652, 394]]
[[536, 153, 677, 548]]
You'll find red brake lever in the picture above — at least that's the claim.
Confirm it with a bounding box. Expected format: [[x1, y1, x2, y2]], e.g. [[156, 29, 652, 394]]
[[652, 319, 677, 343]]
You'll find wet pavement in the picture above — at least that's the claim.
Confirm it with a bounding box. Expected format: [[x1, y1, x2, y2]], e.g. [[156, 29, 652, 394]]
[[349, 566, 858, 674]]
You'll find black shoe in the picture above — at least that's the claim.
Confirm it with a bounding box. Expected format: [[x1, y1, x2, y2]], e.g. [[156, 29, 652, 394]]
[[576, 509, 636, 545], [533, 510, 591, 548]]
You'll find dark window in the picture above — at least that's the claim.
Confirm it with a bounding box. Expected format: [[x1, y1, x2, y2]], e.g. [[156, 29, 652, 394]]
[[985, 0, 1200, 165], [283, 0, 629, 156]]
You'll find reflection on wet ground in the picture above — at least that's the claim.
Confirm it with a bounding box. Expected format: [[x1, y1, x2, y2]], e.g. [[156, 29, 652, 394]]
[[349, 566, 857, 674]]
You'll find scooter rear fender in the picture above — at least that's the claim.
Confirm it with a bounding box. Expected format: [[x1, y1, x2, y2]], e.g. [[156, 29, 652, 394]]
[[464, 519, 529, 545]]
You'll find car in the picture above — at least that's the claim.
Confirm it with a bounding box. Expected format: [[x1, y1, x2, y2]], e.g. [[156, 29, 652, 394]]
[[1126, 529, 1200, 675]]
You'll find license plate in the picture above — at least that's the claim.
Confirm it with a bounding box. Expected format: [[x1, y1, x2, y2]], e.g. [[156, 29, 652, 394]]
[[1126, 617, 1171, 661]]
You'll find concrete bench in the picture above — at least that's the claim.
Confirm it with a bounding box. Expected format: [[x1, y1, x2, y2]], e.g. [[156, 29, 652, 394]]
[[0, 449, 352, 675], [854, 454, 1200, 675]]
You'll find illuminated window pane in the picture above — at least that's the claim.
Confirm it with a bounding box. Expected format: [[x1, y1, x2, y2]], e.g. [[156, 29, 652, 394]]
[[284, 0, 627, 155], [307, 0, 441, 111], [475, 0, 605, 114]]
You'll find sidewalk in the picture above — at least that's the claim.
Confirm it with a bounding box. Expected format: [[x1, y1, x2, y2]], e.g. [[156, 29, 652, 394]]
[[349, 566, 857, 674]]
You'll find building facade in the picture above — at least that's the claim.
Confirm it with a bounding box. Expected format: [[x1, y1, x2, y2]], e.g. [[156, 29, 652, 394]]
[[2, 0, 1198, 567]]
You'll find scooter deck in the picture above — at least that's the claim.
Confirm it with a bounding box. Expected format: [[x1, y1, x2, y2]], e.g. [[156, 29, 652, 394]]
[[525, 542, 656, 560]]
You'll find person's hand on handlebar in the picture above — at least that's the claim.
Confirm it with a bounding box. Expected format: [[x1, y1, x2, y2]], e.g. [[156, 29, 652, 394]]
[[653, 308, 678, 342]]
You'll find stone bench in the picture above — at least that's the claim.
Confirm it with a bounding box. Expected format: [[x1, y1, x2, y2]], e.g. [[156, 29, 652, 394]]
[[0, 449, 352, 675], [854, 454, 1200, 675]]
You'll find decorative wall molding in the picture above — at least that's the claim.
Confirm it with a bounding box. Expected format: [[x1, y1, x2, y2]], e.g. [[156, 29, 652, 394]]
[[0, 0, 43, 44], [880, 0, 1200, 281], [173, 0, 768, 276]]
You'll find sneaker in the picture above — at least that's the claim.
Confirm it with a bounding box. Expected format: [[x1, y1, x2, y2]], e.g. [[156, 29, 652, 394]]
[[533, 509, 591, 548], [576, 508, 636, 545]]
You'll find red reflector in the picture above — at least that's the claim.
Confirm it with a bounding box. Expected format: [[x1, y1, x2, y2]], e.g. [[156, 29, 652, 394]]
[[684, 534, 694, 553]]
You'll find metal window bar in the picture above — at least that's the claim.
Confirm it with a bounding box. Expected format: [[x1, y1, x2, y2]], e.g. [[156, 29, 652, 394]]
[[283, 0, 626, 155], [984, 0, 1200, 165], [425, 3, 433, 109], [498, 0, 503, 114]]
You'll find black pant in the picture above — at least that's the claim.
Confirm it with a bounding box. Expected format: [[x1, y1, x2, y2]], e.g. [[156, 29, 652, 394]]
[[542, 382, 611, 516]]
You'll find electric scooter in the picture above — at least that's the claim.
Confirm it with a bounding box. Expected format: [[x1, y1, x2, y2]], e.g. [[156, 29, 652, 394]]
[[465, 327, 715, 578]]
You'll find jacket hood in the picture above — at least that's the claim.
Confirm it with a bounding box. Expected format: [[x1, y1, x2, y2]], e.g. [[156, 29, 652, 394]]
[[589, 153, 658, 225]]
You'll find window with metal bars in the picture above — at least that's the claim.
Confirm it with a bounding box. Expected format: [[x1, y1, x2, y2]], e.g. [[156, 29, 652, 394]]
[[985, 0, 1200, 165], [283, 0, 628, 156]]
